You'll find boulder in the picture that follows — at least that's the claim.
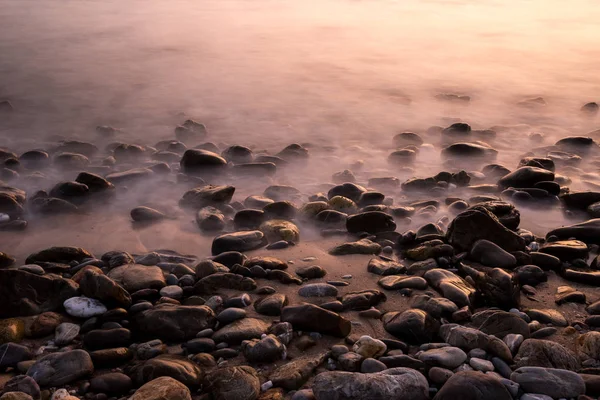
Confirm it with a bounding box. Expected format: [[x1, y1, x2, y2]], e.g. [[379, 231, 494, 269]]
[[424, 269, 475, 308], [446, 208, 526, 252], [270, 352, 329, 390], [511, 367, 585, 398], [128, 354, 203, 387], [27, 349, 93, 386], [78, 269, 131, 308], [514, 339, 578, 370], [206, 366, 260, 400], [25, 246, 93, 264], [107, 264, 166, 292], [383, 309, 440, 344], [129, 376, 191, 400], [212, 318, 271, 344], [346, 211, 396, 234], [497, 166, 555, 189], [312, 368, 429, 400], [470, 240, 517, 268], [546, 218, 600, 244], [281, 304, 351, 337], [433, 371, 512, 400], [194, 273, 257, 294], [134, 304, 216, 341], [0, 270, 78, 318], [212, 231, 267, 255]]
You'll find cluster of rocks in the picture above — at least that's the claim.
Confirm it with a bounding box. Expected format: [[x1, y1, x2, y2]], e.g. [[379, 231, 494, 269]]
[[3, 116, 600, 399]]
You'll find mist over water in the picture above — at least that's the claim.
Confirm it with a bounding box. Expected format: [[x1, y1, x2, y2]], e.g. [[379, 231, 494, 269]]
[[1, 0, 600, 259]]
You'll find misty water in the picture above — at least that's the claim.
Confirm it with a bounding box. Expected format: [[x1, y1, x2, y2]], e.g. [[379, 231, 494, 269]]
[[1, 0, 600, 259]]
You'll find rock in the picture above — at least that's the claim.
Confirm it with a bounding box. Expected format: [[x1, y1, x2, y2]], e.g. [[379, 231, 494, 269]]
[[433, 371, 512, 400], [242, 334, 286, 363], [0, 393, 34, 400], [160, 285, 184, 299], [180, 149, 227, 175], [260, 220, 300, 243], [577, 331, 600, 360], [563, 269, 600, 285], [26, 349, 93, 386], [514, 265, 547, 286], [84, 328, 131, 350], [352, 335, 387, 358], [312, 368, 429, 400], [446, 208, 526, 252], [78, 269, 131, 308], [89, 372, 132, 394], [134, 304, 216, 341], [346, 211, 396, 234], [129, 376, 192, 400], [539, 240, 588, 261], [546, 218, 600, 244], [0, 318, 24, 344], [442, 142, 497, 160], [367, 258, 405, 275], [439, 324, 512, 362], [296, 265, 326, 279], [270, 352, 329, 390], [472, 310, 530, 339], [469, 358, 494, 372], [361, 358, 387, 373], [511, 367, 585, 398], [340, 289, 386, 310], [424, 269, 475, 308], [472, 201, 521, 230], [75, 172, 114, 192], [25, 246, 93, 264], [429, 367, 453, 385], [27, 312, 62, 338], [525, 309, 567, 327], [465, 266, 520, 310], [213, 318, 270, 344], [54, 323, 80, 346], [281, 304, 351, 337], [194, 273, 257, 294], [129, 354, 203, 387], [196, 206, 226, 231], [411, 295, 458, 318], [217, 308, 246, 324], [0, 251, 15, 268], [383, 309, 440, 344], [203, 369, 261, 400], [419, 347, 467, 369], [514, 339, 578, 370], [299, 283, 339, 297], [107, 264, 166, 292], [0, 270, 78, 318], [212, 231, 267, 255], [0, 343, 32, 369], [328, 183, 367, 202], [329, 239, 382, 255], [254, 294, 287, 316], [63, 296, 107, 318], [1, 375, 40, 400], [470, 240, 517, 268], [90, 347, 133, 367], [180, 185, 234, 209], [555, 285, 585, 304], [497, 167, 554, 189], [378, 276, 428, 290]]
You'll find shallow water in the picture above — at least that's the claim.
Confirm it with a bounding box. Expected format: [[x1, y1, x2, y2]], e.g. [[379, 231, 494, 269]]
[[1, 0, 600, 259]]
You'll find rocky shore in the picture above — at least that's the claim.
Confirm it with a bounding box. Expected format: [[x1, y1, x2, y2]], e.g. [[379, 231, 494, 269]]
[[2, 110, 600, 400]]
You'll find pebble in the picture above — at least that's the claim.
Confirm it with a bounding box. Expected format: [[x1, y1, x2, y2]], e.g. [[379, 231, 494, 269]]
[[63, 297, 107, 318]]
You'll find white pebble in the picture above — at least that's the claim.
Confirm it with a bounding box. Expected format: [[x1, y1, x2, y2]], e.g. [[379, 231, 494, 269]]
[[261, 381, 273, 392]]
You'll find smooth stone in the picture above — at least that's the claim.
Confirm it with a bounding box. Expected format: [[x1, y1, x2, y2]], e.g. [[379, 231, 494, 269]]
[[26, 349, 93, 386], [129, 376, 191, 400], [514, 339, 578, 370], [312, 368, 429, 400], [54, 323, 80, 346], [433, 370, 512, 400], [419, 347, 467, 369], [511, 367, 585, 398], [470, 239, 517, 268], [63, 297, 107, 318], [298, 283, 339, 297]]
